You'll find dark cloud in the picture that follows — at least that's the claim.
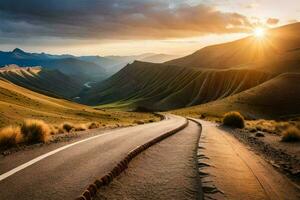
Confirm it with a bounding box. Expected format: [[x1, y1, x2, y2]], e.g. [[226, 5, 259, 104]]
[[0, 0, 253, 40], [267, 18, 279, 25]]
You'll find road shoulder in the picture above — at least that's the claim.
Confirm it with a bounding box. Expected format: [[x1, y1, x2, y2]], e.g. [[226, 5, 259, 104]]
[[197, 120, 300, 200]]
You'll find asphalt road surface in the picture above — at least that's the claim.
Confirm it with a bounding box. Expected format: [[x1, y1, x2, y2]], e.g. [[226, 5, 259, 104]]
[[95, 120, 202, 200], [0, 114, 186, 200], [1, 115, 299, 200]]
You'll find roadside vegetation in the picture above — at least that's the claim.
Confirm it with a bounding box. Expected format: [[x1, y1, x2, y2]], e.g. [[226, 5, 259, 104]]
[[245, 119, 300, 142], [223, 111, 245, 128], [0, 116, 160, 151], [0, 119, 106, 150], [281, 127, 300, 142]]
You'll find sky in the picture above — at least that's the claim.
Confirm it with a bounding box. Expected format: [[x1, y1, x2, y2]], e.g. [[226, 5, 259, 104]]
[[0, 0, 299, 56]]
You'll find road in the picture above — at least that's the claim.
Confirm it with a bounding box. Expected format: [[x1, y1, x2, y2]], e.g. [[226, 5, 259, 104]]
[[0, 114, 186, 200], [1, 115, 299, 200], [95, 120, 203, 200], [195, 119, 300, 200]]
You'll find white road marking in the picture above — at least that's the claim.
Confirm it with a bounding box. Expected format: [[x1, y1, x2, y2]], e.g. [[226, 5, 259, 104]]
[[0, 115, 172, 182], [0, 131, 113, 182]]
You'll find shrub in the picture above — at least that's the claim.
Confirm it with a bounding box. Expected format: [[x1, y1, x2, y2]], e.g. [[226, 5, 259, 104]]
[[281, 127, 300, 142], [88, 122, 100, 129], [73, 124, 87, 131], [49, 125, 64, 135], [134, 120, 144, 125], [0, 126, 22, 148], [62, 122, 74, 132], [21, 119, 50, 143], [223, 111, 245, 128]]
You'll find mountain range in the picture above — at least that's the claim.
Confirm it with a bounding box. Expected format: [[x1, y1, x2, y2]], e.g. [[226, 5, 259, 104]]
[[80, 22, 300, 119], [0, 65, 83, 99], [0, 23, 299, 120], [0, 48, 178, 82]]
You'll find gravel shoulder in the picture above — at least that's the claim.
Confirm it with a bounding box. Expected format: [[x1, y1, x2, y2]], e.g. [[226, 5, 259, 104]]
[[95, 120, 203, 200], [227, 126, 300, 184], [196, 119, 300, 200]]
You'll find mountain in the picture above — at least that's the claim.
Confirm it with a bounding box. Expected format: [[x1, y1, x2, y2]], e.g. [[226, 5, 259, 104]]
[[81, 61, 271, 110], [79, 53, 179, 75], [173, 73, 300, 119], [0, 48, 179, 82], [80, 23, 300, 112], [139, 54, 179, 63], [0, 75, 157, 128], [0, 76, 103, 127], [0, 65, 83, 99], [166, 23, 300, 74], [0, 49, 107, 81]]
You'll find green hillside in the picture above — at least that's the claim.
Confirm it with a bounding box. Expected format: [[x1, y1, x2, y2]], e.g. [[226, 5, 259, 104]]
[[0, 65, 83, 99], [82, 61, 271, 110], [173, 73, 300, 119], [0, 77, 158, 128]]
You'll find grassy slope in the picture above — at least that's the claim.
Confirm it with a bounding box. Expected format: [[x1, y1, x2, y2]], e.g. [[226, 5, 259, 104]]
[[0, 67, 84, 99], [172, 73, 300, 119], [0, 78, 158, 128], [82, 61, 272, 110], [166, 23, 300, 75], [83, 23, 300, 112]]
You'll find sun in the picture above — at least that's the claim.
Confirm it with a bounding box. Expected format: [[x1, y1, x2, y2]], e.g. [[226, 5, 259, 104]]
[[253, 27, 265, 38]]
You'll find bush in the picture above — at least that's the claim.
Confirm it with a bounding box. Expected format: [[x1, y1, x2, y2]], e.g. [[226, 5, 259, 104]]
[[62, 122, 74, 132], [223, 111, 245, 128], [281, 127, 300, 142], [73, 124, 87, 132], [21, 119, 50, 143], [134, 120, 144, 125], [0, 126, 22, 148], [88, 122, 100, 129]]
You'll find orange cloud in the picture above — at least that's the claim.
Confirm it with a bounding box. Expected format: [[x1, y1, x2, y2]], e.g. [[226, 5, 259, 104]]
[[267, 18, 280, 25]]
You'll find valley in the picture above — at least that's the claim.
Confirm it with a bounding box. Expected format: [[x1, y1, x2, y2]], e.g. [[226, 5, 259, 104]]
[[0, 76, 158, 128], [0, 16, 299, 200]]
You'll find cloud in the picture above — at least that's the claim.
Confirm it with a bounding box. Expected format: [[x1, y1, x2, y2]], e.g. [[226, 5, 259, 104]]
[[267, 18, 279, 25], [245, 3, 259, 9], [0, 0, 253, 40]]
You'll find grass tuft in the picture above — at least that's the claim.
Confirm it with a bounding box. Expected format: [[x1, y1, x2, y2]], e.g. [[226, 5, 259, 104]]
[[62, 122, 74, 133], [73, 124, 87, 132], [0, 126, 22, 148], [281, 127, 300, 142], [134, 120, 144, 125], [223, 111, 245, 128], [88, 122, 100, 129], [21, 119, 50, 144]]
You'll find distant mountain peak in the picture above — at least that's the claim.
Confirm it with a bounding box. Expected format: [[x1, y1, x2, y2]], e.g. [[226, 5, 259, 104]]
[[12, 48, 25, 54]]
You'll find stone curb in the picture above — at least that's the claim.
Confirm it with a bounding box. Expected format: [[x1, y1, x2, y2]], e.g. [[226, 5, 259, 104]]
[[75, 116, 188, 200]]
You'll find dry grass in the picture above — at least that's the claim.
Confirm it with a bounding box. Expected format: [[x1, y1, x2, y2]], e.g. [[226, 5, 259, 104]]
[[134, 120, 145, 125], [0, 114, 159, 150], [61, 122, 89, 132], [21, 119, 51, 144], [62, 122, 74, 133], [87, 122, 101, 129], [73, 124, 87, 132], [281, 126, 300, 142], [0, 126, 22, 148], [49, 125, 65, 135], [223, 111, 245, 128], [246, 120, 300, 136]]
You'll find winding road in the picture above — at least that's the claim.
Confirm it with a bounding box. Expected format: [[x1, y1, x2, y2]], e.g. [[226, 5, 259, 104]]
[[0, 115, 186, 200], [0, 115, 299, 200]]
